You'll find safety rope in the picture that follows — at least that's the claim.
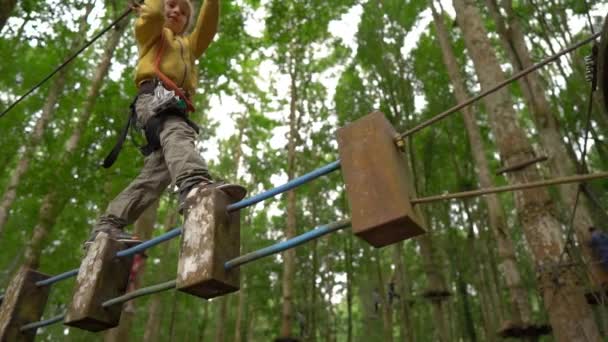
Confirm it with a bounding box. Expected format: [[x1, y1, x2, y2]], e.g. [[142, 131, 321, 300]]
[[397, 32, 601, 140], [154, 31, 195, 112], [0, 7, 134, 118]]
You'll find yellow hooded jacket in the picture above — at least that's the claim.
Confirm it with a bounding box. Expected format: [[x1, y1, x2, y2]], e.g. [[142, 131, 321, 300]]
[[134, 0, 218, 96]]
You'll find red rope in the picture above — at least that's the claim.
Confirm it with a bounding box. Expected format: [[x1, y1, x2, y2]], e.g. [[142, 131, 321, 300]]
[[154, 32, 195, 112]]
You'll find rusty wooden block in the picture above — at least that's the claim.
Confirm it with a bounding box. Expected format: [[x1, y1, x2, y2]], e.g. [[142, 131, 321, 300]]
[[176, 188, 240, 299], [64, 233, 133, 332], [0, 268, 51, 342], [337, 111, 426, 247]]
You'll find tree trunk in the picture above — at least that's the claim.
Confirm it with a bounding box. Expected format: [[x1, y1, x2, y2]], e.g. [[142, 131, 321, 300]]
[[431, 3, 533, 327], [21, 16, 128, 269], [345, 235, 353, 342], [0, 0, 17, 32], [0, 1, 101, 238], [215, 296, 229, 342], [280, 55, 299, 339], [452, 0, 601, 340], [234, 279, 246, 342], [167, 290, 179, 341], [143, 209, 177, 342], [418, 233, 450, 342], [104, 200, 159, 341], [198, 302, 210, 342], [392, 243, 414, 342], [486, 0, 607, 287], [374, 251, 393, 342], [310, 238, 318, 341]]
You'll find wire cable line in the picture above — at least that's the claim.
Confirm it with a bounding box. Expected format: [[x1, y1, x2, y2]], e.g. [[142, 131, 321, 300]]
[[0, 8, 133, 118]]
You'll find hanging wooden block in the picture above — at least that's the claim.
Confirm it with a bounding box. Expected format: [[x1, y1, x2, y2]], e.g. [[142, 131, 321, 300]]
[[64, 233, 133, 332], [0, 267, 51, 342], [176, 188, 240, 299], [337, 111, 426, 247]]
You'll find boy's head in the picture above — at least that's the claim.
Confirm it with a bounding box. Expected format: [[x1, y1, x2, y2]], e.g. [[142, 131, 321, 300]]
[[164, 0, 193, 35]]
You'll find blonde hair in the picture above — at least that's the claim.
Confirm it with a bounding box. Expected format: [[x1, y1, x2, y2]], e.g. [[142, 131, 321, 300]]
[[179, 0, 194, 34]]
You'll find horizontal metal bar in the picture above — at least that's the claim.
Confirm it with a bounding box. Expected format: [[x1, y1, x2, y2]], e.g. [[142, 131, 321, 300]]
[[36, 269, 79, 287], [20, 314, 65, 332], [399, 32, 601, 139], [227, 160, 342, 212], [35, 229, 182, 287], [412, 172, 608, 204], [116, 227, 183, 258], [496, 155, 548, 175], [102, 280, 176, 308], [225, 219, 351, 270], [25, 162, 341, 290]]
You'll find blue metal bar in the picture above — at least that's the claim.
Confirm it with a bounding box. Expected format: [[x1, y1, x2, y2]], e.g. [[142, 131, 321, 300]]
[[27, 162, 341, 290], [36, 269, 79, 287], [227, 160, 342, 212], [224, 219, 351, 270], [116, 227, 183, 258], [102, 280, 176, 307], [35, 228, 182, 287], [20, 314, 65, 332]]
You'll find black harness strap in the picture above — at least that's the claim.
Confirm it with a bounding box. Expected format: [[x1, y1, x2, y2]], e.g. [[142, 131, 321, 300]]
[[102, 102, 137, 168], [103, 80, 199, 168]]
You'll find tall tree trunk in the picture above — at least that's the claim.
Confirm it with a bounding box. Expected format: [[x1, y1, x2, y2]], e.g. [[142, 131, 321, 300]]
[[0, 0, 17, 32], [310, 238, 318, 341], [21, 16, 129, 268], [418, 233, 450, 342], [198, 301, 210, 342], [345, 235, 353, 342], [143, 209, 177, 342], [452, 0, 601, 340], [392, 243, 414, 342], [280, 55, 299, 339], [0, 1, 97, 238], [431, 3, 533, 327], [234, 278, 246, 342], [485, 0, 607, 287], [374, 251, 393, 342], [167, 290, 179, 341], [215, 296, 229, 342], [104, 200, 159, 341]]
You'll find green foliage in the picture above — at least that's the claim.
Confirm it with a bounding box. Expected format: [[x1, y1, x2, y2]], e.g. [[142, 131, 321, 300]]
[[0, 0, 606, 340]]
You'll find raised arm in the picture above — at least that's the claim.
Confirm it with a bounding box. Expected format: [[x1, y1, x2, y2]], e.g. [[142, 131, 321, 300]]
[[187, 0, 219, 59], [134, 0, 165, 51]]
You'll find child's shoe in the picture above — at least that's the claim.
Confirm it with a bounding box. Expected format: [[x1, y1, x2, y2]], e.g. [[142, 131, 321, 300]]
[[178, 181, 247, 214], [83, 227, 142, 250]]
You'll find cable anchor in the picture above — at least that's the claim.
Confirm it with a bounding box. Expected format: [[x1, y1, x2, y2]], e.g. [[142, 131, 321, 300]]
[[585, 44, 599, 91]]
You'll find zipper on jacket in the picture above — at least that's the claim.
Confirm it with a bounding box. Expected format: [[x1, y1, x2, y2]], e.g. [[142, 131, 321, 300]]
[[177, 37, 188, 88]]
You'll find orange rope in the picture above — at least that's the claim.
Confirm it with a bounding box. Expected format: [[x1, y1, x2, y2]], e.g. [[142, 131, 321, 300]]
[[154, 32, 195, 112]]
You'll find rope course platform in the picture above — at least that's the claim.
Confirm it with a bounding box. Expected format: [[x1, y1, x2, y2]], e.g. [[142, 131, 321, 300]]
[[497, 321, 552, 338], [0, 5, 606, 340]]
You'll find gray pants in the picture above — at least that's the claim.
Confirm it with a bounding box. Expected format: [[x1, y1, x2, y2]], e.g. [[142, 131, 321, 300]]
[[97, 94, 212, 230]]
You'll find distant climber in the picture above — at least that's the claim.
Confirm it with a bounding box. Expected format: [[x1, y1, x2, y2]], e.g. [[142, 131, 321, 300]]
[[388, 281, 401, 305], [589, 226, 608, 271], [372, 287, 381, 314]]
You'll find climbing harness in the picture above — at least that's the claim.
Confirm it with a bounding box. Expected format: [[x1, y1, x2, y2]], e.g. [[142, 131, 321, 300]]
[[103, 31, 199, 168]]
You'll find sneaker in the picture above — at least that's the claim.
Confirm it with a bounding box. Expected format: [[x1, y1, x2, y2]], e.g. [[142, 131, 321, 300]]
[[178, 181, 248, 214], [83, 227, 142, 249]]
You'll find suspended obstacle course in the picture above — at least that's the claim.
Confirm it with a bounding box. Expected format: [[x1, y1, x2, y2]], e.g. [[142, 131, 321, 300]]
[[0, 110, 428, 340], [1, 6, 608, 342]]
